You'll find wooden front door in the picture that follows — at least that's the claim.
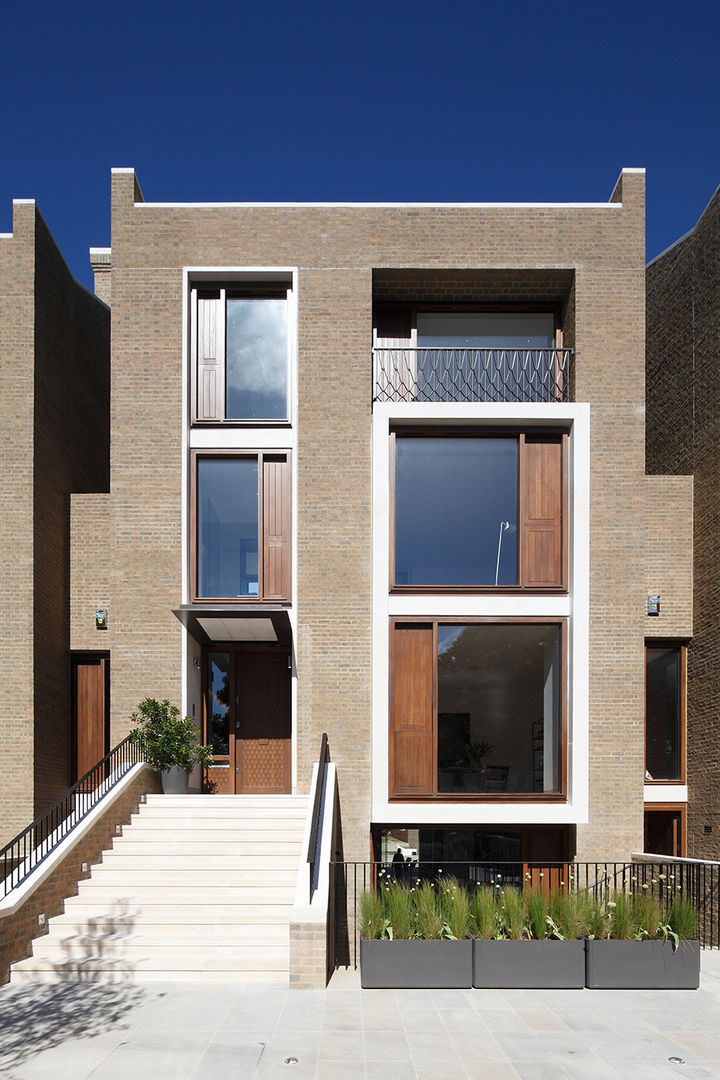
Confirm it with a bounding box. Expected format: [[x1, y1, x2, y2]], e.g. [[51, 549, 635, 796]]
[[204, 647, 291, 794], [71, 653, 109, 781]]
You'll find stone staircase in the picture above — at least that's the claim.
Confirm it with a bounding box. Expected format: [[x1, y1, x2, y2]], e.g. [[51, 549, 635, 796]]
[[11, 793, 308, 983]]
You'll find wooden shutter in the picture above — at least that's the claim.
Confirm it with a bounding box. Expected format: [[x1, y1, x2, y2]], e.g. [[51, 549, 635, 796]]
[[519, 434, 565, 588], [195, 291, 223, 421], [390, 624, 434, 797], [262, 454, 292, 601]]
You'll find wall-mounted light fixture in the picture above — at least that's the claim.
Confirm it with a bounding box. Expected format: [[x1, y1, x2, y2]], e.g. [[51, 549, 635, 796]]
[[95, 608, 107, 630], [193, 655, 201, 670], [648, 595, 660, 616]]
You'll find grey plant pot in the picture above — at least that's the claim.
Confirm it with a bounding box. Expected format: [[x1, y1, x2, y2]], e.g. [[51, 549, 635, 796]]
[[360, 938, 472, 989], [160, 766, 190, 794], [472, 938, 586, 989], [585, 939, 700, 989]]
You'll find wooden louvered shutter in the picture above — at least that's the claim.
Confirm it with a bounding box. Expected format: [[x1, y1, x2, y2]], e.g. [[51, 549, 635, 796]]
[[390, 624, 434, 797], [519, 434, 566, 588], [195, 290, 223, 421], [262, 454, 292, 601]]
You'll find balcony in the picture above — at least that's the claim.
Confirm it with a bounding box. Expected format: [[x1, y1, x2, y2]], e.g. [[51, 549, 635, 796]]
[[373, 346, 573, 404]]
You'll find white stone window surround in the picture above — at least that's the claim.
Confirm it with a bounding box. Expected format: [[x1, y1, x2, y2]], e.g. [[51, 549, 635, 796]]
[[371, 401, 590, 826], [181, 266, 299, 792]]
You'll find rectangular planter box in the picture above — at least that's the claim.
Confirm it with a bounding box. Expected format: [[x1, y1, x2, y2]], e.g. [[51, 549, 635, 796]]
[[472, 939, 586, 989], [360, 938, 472, 989], [585, 939, 700, 989]]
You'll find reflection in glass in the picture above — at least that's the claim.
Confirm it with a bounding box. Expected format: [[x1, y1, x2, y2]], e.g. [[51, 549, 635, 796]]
[[207, 652, 230, 756], [436, 624, 561, 794], [416, 312, 556, 402], [395, 437, 518, 586], [226, 297, 287, 420], [197, 458, 258, 597], [645, 647, 681, 780]]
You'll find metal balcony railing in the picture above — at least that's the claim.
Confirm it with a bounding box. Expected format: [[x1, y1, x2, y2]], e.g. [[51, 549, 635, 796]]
[[373, 347, 573, 404]]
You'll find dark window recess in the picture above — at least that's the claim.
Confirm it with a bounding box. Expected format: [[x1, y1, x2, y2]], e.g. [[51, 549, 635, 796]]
[[193, 452, 291, 602], [645, 646, 683, 781], [393, 432, 565, 590]]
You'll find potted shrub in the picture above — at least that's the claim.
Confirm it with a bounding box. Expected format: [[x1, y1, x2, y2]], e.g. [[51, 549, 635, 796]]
[[360, 874, 473, 989], [128, 698, 213, 793], [585, 889, 700, 989], [471, 882, 586, 989]]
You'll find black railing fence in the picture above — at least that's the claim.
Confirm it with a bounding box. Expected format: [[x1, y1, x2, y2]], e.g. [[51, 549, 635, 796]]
[[373, 347, 573, 404], [1, 735, 143, 898], [332, 859, 720, 968], [307, 733, 330, 901]]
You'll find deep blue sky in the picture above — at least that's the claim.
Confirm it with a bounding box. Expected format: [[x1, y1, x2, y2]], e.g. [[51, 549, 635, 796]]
[[2, 0, 719, 289]]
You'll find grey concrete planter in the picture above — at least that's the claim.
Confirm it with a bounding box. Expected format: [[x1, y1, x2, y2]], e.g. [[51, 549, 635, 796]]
[[472, 939, 586, 989], [585, 939, 700, 989], [360, 938, 472, 989], [160, 766, 190, 794]]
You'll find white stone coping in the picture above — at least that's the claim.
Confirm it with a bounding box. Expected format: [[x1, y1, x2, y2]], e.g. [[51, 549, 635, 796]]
[[0, 763, 152, 919], [291, 762, 337, 924]]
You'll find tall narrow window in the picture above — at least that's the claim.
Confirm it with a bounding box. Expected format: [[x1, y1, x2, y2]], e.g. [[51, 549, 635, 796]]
[[193, 452, 291, 602], [193, 285, 290, 423], [645, 644, 685, 782]]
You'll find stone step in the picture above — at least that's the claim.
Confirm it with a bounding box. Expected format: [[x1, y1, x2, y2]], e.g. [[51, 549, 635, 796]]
[[60, 902, 293, 923], [70, 885, 296, 904], [127, 815, 307, 830], [83, 867, 298, 886], [111, 839, 303, 855], [133, 804, 307, 819], [40, 921, 289, 944], [99, 853, 300, 870], [12, 944, 289, 974], [11, 967, 287, 984]]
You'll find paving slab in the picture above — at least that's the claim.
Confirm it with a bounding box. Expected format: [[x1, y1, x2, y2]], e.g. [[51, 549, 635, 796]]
[[0, 951, 718, 1080]]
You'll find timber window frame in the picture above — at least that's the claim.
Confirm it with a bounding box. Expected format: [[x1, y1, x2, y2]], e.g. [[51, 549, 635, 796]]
[[390, 428, 568, 592], [190, 282, 291, 424], [190, 449, 292, 603], [388, 617, 568, 802], [644, 641, 687, 784]]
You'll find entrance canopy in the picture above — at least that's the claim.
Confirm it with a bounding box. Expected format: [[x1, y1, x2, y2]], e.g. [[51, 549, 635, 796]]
[[172, 604, 292, 646]]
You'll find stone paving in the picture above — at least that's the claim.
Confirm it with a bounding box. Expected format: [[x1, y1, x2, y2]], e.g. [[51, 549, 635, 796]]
[[1, 953, 719, 1079]]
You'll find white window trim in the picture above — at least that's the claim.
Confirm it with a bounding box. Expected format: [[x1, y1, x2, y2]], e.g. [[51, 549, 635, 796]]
[[371, 401, 590, 826]]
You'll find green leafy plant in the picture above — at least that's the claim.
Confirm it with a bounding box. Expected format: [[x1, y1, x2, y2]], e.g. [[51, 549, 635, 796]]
[[440, 876, 470, 939], [525, 886, 549, 940], [360, 888, 388, 940], [469, 885, 497, 940], [384, 880, 414, 939], [550, 890, 588, 941], [499, 887, 526, 940], [414, 881, 443, 940], [129, 698, 213, 772], [667, 895, 698, 940]]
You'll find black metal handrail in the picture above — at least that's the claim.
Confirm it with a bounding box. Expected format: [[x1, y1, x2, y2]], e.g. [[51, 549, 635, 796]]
[[332, 859, 720, 968], [1, 735, 144, 898], [373, 346, 573, 404], [307, 733, 330, 901]]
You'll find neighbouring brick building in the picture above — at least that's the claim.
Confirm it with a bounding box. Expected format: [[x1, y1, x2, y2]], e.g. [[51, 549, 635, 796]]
[[0, 166, 704, 870], [647, 183, 720, 860]]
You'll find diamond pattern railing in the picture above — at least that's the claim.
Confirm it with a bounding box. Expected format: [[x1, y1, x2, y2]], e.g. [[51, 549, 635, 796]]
[[373, 347, 573, 404]]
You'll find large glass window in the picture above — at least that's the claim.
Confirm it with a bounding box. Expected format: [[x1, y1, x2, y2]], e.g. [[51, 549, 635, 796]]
[[193, 285, 289, 423], [393, 431, 566, 591], [437, 624, 561, 795], [645, 644, 685, 782], [390, 620, 564, 799], [395, 437, 518, 587], [226, 297, 287, 420], [197, 458, 259, 598], [193, 452, 291, 602]]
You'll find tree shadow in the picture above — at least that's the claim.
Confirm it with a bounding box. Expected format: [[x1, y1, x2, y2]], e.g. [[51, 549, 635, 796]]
[[0, 898, 162, 1073]]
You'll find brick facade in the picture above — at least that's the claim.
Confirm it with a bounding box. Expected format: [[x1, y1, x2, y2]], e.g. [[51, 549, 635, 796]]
[[0, 203, 109, 846], [1, 167, 699, 876], [647, 184, 720, 859]]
